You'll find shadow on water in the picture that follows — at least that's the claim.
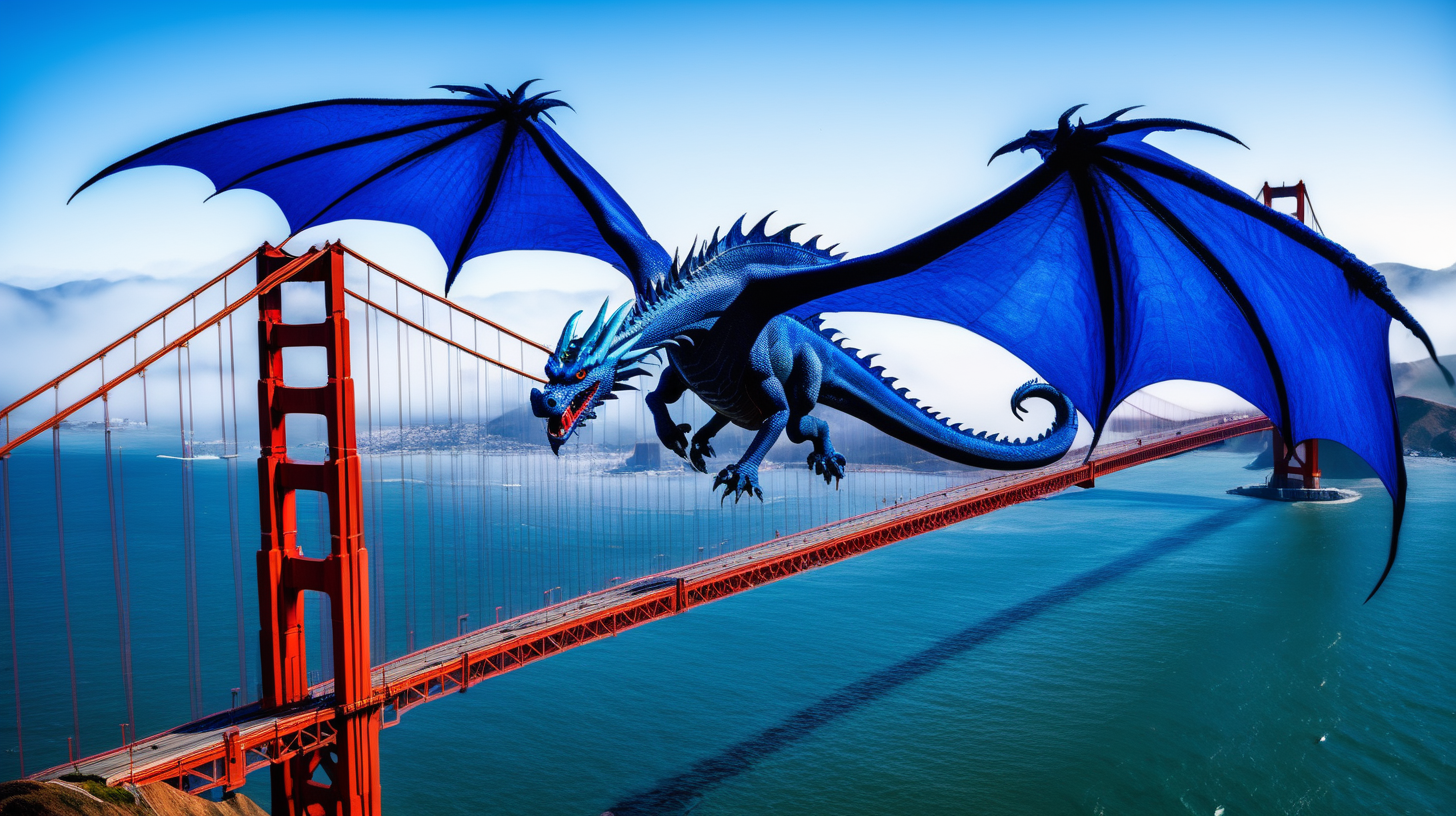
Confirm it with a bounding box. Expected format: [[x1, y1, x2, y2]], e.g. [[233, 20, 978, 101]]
[[605, 506, 1256, 815], [1055, 487, 1241, 511]]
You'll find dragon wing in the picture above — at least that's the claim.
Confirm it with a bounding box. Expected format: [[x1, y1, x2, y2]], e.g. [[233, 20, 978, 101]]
[[742, 107, 1449, 598], [72, 81, 671, 294]]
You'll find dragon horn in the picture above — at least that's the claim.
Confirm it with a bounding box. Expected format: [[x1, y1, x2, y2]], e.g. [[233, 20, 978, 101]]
[[578, 298, 612, 352], [555, 310, 584, 357], [592, 302, 635, 364]]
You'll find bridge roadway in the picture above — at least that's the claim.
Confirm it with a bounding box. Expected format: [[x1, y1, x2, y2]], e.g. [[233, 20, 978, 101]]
[[38, 415, 1271, 793]]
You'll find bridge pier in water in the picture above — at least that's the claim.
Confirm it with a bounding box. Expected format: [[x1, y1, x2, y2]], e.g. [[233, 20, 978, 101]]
[[256, 244, 381, 815]]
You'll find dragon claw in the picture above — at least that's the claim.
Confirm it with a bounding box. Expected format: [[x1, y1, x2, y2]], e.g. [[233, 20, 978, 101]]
[[656, 421, 691, 458], [713, 464, 763, 502], [688, 437, 716, 473], [806, 450, 848, 485]]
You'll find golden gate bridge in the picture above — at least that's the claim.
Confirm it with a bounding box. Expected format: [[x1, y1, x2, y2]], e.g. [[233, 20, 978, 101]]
[[1, 241, 1271, 813]]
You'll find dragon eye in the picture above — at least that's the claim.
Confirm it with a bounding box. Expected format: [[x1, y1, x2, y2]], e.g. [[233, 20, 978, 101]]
[[575, 370, 586, 381]]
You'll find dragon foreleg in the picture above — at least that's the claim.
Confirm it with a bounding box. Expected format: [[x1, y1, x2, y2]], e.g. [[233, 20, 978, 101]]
[[646, 364, 691, 458], [689, 413, 729, 473]]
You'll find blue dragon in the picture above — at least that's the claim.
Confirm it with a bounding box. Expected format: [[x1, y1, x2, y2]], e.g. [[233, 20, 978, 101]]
[[78, 82, 1449, 591], [529, 215, 1077, 501]]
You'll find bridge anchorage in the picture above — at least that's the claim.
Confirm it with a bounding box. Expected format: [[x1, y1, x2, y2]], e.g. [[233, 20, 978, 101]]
[[1228, 181, 1359, 504]]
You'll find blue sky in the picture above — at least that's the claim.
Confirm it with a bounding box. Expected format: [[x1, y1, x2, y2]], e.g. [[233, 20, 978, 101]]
[[4, 0, 1452, 276], [1, 0, 1453, 414]]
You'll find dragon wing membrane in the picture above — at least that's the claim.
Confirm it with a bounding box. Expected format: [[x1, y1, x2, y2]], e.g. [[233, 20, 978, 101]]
[[71, 84, 671, 293], [746, 112, 1448, 598]]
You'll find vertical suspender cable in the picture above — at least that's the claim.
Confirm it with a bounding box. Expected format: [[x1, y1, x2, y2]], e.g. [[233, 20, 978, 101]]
[[422, 292, 437, 645], [102, 359, 135, 737], [399, 282, 415, 654], [374, 276, 389, 659], [117, 446, 134, 727], [363, 268, 383, 660], [445, 312, 460, 629], [496, 332, 509, 619], [179, 346, 202, 719], [219, 312, 246, 707], [448, 314, 460, 626], [2, 445, 24, 775], [474, 328, 483, 623], [52, 389, 81, 756]]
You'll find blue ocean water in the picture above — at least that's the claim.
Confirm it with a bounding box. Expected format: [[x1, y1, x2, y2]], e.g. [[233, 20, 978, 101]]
[[3, 446, 1453, 813], [368, 450, 1453, 815]]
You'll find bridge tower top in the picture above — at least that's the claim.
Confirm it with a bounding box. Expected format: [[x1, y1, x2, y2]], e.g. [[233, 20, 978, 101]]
[[1260, 181, 1307, 225]]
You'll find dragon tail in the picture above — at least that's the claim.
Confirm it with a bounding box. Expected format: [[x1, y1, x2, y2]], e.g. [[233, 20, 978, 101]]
[[811, 322, 1077, 470]]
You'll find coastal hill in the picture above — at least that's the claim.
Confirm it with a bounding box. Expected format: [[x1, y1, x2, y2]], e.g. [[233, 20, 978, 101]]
[[0, 777, 265, 816], [1373, 260, 1456, 297], [1391, 354, 1456, 407], [1247, 396, 1456, 477], [1397, 395, 1456, 456]]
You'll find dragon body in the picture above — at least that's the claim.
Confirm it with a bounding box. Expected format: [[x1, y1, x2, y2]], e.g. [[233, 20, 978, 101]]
[[530, 215, 1078, 500]]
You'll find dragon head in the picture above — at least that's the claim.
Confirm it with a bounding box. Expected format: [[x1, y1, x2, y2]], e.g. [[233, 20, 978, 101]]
[[531, 298, 654, 453]]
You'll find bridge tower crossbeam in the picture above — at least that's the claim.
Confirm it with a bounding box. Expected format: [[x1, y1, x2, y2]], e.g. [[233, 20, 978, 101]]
[[255, 243, 380, 816]]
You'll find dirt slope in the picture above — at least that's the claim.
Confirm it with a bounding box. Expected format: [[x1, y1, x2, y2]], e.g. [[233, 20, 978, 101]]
[[0, 779, 266, 816]]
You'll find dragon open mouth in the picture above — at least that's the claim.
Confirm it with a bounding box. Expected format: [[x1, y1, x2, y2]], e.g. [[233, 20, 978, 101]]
[[548, 383, 598, 439]]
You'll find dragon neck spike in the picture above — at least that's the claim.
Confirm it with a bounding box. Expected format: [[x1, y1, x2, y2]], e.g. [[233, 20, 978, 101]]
[[747, 212, 776, 242], [729, 214, 747, 243], [769, 222, 803, 243], [555, 310, 583, 357], [590, 301, 635, 365]]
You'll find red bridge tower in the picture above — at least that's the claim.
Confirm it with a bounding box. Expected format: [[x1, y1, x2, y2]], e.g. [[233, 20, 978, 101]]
[[256, 244, 380, 816], [1260, 181, 1321, 491]]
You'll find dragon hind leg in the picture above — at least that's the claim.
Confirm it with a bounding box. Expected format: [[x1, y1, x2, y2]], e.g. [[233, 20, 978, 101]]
[[789, 413, 847, 485], [714, 376, 791, 502], [783, 346, 846, 485]]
